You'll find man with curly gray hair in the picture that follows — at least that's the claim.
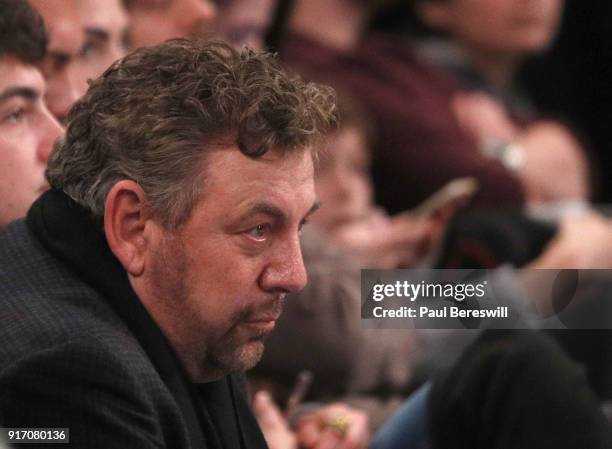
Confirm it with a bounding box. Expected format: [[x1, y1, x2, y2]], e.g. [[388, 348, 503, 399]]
[[0, 38, 337, 448]]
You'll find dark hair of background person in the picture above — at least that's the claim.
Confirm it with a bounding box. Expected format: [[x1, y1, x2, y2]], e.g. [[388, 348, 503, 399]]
[[0, 0, 48, 63], [46, 38, 338, 229]]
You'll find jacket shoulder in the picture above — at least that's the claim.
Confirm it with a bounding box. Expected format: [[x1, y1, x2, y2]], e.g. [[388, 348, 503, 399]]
[[0, 222, 190, 448]]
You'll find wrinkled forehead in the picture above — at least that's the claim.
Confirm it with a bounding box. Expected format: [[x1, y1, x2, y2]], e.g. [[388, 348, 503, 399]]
[[207, 145, 314, 181], [199, 146, 315, 203]]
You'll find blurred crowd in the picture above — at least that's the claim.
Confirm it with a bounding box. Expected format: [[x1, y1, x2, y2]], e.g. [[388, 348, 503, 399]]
[[2, 0, 612, 448]]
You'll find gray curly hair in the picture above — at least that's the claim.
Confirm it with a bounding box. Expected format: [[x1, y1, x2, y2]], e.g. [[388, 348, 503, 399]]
[[46, 38, 337, 228]]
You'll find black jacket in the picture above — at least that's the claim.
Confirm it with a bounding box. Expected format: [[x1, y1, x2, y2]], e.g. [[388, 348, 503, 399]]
[[0, 189, 268, 449]]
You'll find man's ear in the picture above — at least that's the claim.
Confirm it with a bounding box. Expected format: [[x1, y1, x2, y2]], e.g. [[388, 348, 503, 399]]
[[104, 180, 153, 277]]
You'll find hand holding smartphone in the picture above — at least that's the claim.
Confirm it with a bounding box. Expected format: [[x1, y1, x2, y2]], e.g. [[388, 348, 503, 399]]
[[396, 177, 479, 221]]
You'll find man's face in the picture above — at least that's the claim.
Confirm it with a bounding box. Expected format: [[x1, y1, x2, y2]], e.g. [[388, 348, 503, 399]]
[[30, 0, 128, 122], [141, 147, 316, 381], [127, 0, 217, 49], [77, 0, 129, 80], [312, 127, 373, 233], [427, 0, 564, 57], [0, 57, 63, 229]]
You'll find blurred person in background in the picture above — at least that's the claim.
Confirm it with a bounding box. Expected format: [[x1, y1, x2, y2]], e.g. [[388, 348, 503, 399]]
[[518, 0, 612, 203], [410, 0, 564, 106], [122, 0, 217, 49], [396, 1, 612, 400], [267, 0, 590, 212], [30, 0, 128, 122], [249, 91, 612, 436], [0, 0, 63, 230], [407, 0, 590, 205], [215, 0, 275, 50], [309, 96, 439, 270], [274, 0, 524, 210]]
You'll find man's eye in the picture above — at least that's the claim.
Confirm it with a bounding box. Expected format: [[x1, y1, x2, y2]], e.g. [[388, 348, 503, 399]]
[[245, 224, 269, 242], [3, 108, 25, 124], [81, 41, 101, 59]]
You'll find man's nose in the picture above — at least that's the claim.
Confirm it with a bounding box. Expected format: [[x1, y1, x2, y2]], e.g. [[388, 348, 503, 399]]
[[38, 107, 64, 163], [259, 236, 308, 294], [47, 69, 85, 123]]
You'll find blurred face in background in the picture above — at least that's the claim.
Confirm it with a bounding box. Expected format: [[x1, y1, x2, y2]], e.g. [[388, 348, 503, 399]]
[[30, 0, 128, 122], [216, 0, 274, 50], [29, 0, 86, 122], [312, 127, 374, 233], [77, 0, 129, 78], [0, 57, 63, 229], [126, 0, 218, 49], [419, 0, 564, 58]]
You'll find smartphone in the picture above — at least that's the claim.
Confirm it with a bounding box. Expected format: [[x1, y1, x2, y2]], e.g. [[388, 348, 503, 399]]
[[405, 177, 479, 217]]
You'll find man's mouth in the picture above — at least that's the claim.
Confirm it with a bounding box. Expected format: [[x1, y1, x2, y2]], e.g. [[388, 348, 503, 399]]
[[241, 310, 282, 334], [242, 319, 277, 334], [238, 295, 285, 334]]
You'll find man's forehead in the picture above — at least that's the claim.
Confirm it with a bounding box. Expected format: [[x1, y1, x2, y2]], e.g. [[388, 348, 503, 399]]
[[200, 147, 316, 214], [79, 0, 129, 29], [207, 147, 314, 183], [30, 0, 83, 28], [0, 58, 46, 95], [30, 0, 84, 50]]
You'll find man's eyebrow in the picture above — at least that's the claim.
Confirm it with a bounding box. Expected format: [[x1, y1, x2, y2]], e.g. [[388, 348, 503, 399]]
[[242, 199, 320, 223], [47, 50, 71, 66], [85, 27, 110, 41], [0, 87, 39, 104], [247, 202, 287, 222]]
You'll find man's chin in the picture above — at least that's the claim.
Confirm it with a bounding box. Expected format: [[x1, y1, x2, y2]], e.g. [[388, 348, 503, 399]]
[[236, 339, 266, 371], [207, 339, 266, 376]]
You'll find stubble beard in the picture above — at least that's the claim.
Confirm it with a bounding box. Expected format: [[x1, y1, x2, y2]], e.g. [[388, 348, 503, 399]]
[[151, 230, 284, 381], [202, 295, 285, 377]]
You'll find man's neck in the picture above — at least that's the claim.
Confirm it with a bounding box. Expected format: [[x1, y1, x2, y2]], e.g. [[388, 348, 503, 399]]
[[460, 44, 522, 89], [289, 0, 369, 52]]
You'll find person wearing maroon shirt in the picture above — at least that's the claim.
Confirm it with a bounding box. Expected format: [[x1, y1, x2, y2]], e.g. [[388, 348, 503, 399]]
[[277, 0, 589, 214]]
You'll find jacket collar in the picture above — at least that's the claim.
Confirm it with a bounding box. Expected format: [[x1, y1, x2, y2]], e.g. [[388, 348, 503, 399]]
[[27, 189, 209, 449]]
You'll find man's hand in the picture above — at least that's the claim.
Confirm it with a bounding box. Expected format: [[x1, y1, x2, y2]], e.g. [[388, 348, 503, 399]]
[[516, 121, 590, 203], [330, 208, 435, 268], [452, 92, 590, 204], [452, 91, 519, 142], [294, 403, 370, 449], [519, 213, 612, 316], [529, 213, 612, 269], [253, 391, 297, 449]]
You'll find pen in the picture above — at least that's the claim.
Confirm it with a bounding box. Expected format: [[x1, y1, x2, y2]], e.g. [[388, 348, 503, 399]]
[[285, 370, 313, 418]]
